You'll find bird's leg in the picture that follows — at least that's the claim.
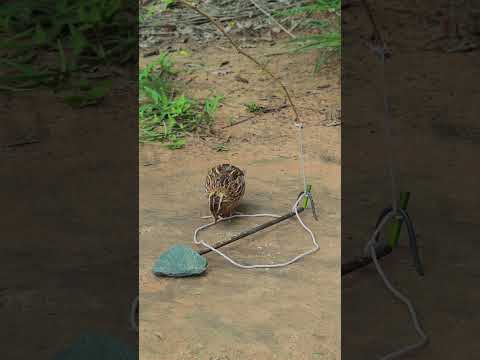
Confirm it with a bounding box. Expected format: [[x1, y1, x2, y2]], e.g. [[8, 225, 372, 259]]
[[221, 208, 242, 223]]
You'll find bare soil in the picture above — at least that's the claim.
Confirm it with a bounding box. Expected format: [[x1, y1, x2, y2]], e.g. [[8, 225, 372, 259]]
[[139, 38, 341, 360], [342, 0, 480, 359], [1, 69, 138, 359]]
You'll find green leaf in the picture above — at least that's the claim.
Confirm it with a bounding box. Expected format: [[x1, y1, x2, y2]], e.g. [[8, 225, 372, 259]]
[[95, 44, 106, 60], [69, 24, 88, 57], [87, 79, 112, 99], [163, 0, 176, 8], [63, 79, 112, 107], [91, 5, 101, 24], [72, 77, 91, 90], [105, 0, 122, 19], [33, 23, 47, 45], [57, 39, 67, 73], [166, 137, 186, 149], [1, 16, 11, 32], [63, 94, 89, 107]]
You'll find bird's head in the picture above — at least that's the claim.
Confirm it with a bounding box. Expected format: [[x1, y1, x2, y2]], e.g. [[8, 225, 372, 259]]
[[208, 191, 225, 223]]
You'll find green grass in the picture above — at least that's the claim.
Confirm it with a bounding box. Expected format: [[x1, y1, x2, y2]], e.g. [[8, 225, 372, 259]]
[[212, 143, 229, 152], [245, 102, 263, 113], [139, 0, 174, 23], [276, 0, 341, 72], [139, 53, 223, 149], [0, 0, 137, 106]]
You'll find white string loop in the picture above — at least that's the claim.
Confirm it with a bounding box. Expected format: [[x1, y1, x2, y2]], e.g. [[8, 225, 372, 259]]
[[193, 120, 318, 269], [193, 194, 319, 269], [363, 26, 429, 358], [364, 211, 429, 359]]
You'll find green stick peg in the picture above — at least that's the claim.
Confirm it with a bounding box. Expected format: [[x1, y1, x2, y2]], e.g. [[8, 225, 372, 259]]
[[302, 184, 312, 208], [388, 191, 410, 248]]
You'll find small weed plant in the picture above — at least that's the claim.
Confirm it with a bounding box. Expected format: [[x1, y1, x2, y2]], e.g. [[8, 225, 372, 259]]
[[245, 102, 263, 113], [139, 53, 222, 149], [0, 0, 137, 106], [277, 0, 341, 71]]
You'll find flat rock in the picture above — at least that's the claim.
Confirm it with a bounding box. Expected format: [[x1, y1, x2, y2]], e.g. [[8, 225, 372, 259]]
[[52, 333, 137, 360], [152, 244, 207, 277]]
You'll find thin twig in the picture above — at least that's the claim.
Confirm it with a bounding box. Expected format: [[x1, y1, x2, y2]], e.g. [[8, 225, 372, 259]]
[[5, 139, 40, 147], [221, 104, 289, 129], [246, 0, 296, 39], [177, 0, 301, 123], [264, 50, 292, 57], [360, 0, 385, 45]]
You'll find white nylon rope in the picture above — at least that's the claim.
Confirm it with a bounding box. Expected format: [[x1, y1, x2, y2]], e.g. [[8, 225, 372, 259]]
[[365, 45, 429, 359], [193, 123, 319, 269]]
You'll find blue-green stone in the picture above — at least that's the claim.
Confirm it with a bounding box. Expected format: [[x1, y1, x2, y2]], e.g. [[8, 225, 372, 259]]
[[152, 244, 207, 277]]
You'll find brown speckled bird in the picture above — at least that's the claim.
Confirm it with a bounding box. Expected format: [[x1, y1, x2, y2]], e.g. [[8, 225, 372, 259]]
[[205, 163, 245, 222]]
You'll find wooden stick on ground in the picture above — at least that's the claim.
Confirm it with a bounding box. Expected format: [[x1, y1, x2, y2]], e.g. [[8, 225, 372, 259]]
[[198, 207, 305, 255], [341, 245, 392, 276]]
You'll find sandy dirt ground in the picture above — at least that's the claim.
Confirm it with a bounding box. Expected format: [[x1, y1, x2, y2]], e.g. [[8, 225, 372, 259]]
[[139, 38, 341, 359], [1, 67, 138, 360], [342, 1, 480, 359]]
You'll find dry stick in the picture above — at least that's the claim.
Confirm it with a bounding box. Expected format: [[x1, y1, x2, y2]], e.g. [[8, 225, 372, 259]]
[[342, 245, 392, 276], [178, 0, 301, 123], [246, 0, 296, 39], [264, 50, 292, 57], [221, 104, 289, 129], [360, 0, 385, 45], [198, 207, 306, 255]]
